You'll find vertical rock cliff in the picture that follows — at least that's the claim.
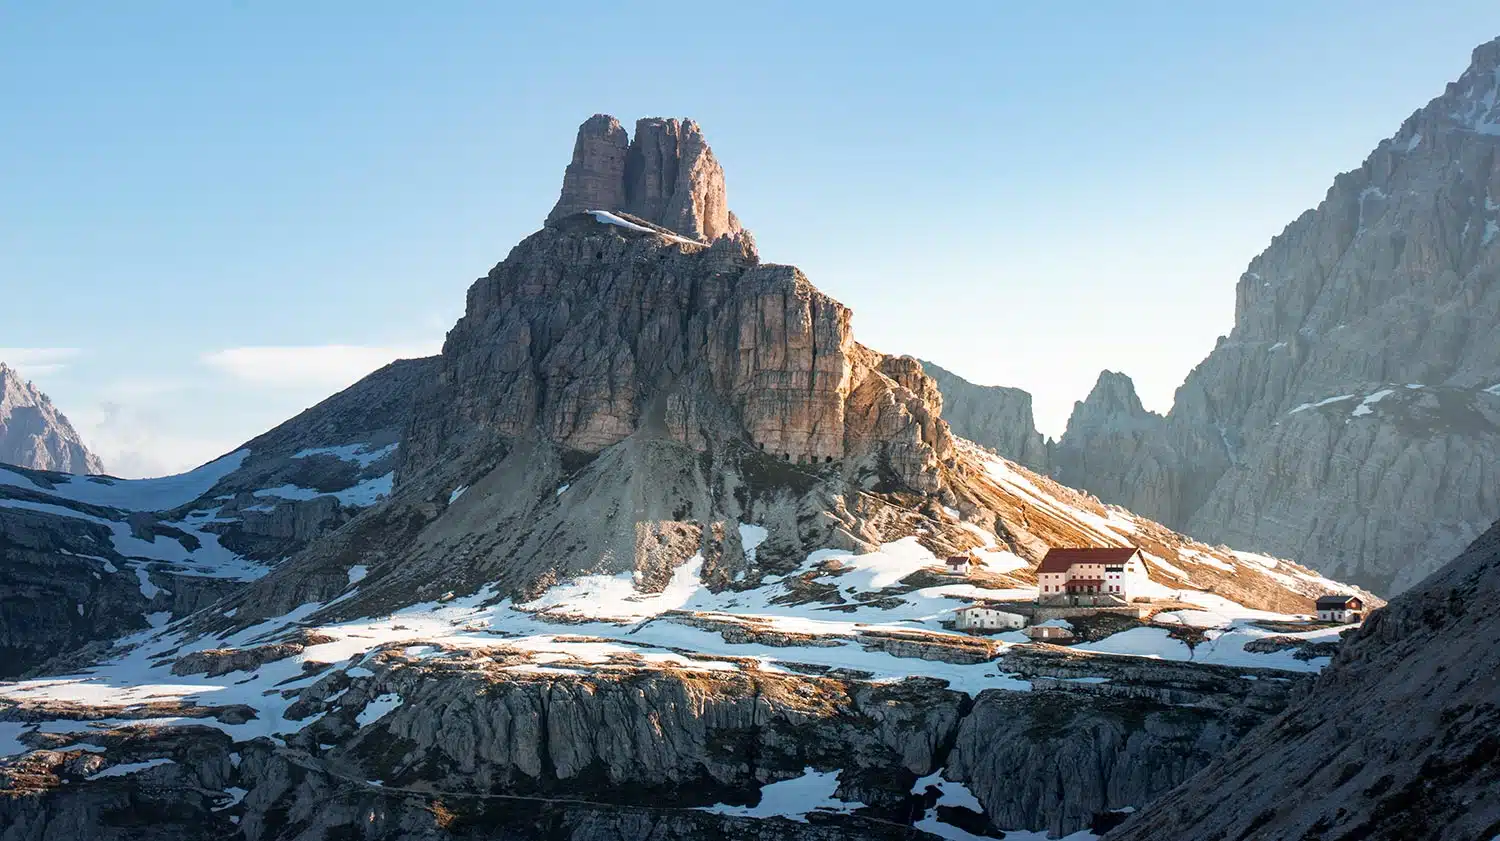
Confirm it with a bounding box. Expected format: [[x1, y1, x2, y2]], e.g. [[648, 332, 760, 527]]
[[1056, 36, 1500, 593], [920, 360, 1052, 473]]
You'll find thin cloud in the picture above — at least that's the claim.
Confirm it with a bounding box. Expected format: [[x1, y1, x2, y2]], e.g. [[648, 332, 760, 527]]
[[200, 342, 442, 390], [0, 347, 82, 376]]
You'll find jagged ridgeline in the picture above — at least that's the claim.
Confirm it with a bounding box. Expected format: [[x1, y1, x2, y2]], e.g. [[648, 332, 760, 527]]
[[934, 37, 1500, 597]]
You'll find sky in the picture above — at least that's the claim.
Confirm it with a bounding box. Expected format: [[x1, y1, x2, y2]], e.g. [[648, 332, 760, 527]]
[[4, 3, 1499, 477]]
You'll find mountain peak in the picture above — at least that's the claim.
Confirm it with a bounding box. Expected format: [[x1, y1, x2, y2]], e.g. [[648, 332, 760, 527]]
[[547, 114, 745, 243], [1078, 370, 1150, 419], [0, 362, 104, 475]]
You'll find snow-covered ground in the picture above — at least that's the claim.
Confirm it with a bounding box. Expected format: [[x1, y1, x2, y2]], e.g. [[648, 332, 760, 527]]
[[0, 530, 1351, 762], [0, 451, 248, 511]]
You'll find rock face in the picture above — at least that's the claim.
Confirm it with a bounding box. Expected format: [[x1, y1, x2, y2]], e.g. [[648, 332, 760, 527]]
[[1055, 37, 1500, 594], [547, 114, 744, 243], [0, 505, 148, 677], [920, 360, 1051, 473], [228, 209, 959, 619], [0, 363, 103, 475], [401, 215, 953, 485], [1054, 372, 1195, 528], [1108, 520, 1500, 841]]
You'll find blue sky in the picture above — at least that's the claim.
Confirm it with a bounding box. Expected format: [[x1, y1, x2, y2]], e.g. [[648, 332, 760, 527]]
[[4, 3, 1498, 476]]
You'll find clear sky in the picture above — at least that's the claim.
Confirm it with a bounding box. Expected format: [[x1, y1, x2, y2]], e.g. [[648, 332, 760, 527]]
[[4, 3, 1499, 477]]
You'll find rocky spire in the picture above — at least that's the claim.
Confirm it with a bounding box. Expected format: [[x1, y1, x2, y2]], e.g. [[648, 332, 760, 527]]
[[547, 114, 745, 243], [545, 114, 629, 226], [0, 362, 104, 474], [1064, 370, 1158, 433]]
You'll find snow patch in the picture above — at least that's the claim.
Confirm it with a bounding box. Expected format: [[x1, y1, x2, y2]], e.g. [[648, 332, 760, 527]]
[[0, 451, 248, 512], [347, 565, 368, 585], [134, 567, 160, 599], [356, 693, 404, 727], [738, 523, 768, 564], [87, 758, 175, 779], [1351, 389, 1395, 418], [588, 210, 700, 246], [698, 768, 859, 821], [292, 443, 397, 468], [253, 472, 392, 508], [1289, 394, 1356, 414]]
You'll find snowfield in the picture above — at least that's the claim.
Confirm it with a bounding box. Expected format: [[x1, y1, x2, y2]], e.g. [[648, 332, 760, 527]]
[[0, 450, 249, 512]]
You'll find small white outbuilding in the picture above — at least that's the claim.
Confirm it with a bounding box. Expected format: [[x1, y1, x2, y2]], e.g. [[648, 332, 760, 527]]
[[954, 605, 1025, 631]]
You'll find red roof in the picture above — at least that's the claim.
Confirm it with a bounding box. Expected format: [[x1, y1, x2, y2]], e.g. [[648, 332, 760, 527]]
[[1038, 547, 1140, 574]]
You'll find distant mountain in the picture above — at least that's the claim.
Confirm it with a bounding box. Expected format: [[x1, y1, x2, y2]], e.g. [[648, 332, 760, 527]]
[[0, 363, 103, 475], [919, 360, 1051, 473], [1109, 520, 1500, 841], [1044, 36, 1500, 595]]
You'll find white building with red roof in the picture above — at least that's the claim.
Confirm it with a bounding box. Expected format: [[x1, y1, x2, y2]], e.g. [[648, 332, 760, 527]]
[[1037, 546, 1149, 604]]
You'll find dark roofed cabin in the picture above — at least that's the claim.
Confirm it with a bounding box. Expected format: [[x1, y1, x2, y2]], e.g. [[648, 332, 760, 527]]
[[1315, 594, 1365, 623]]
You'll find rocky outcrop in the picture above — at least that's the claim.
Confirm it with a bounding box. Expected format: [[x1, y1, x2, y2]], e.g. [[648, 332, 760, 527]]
[[0, 641, 1308, 839], [950, 691, 1263, 836], [547, 114, 744, 243], [1108, 519, 1500, 841], [919, 360, 1051, 473], [170, 631, 334, 677], [0, 363, 103, 475], [1055, 37, 1500, 593], [308, 664, 964, 804], [0, 507, 147, 678]]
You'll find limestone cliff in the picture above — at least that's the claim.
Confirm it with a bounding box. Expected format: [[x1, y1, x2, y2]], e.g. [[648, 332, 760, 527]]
[[920, 360, 1052, 473], [0, 364, 103, 475], [1056, 36, 1500, 593]]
